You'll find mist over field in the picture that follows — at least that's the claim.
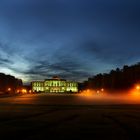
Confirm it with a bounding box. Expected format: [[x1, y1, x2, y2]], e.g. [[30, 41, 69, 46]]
[[77, 89, 140, 105]]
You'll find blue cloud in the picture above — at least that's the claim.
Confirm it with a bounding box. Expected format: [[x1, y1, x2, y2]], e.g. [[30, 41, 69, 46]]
[[0, 0, 140, 83]]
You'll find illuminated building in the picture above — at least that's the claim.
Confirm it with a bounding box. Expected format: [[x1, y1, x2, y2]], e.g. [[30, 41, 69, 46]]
[[31, 76, 78, 93]]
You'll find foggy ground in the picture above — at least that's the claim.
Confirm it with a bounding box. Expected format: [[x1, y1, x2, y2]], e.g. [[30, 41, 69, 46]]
[[0, 93, 140, 140]]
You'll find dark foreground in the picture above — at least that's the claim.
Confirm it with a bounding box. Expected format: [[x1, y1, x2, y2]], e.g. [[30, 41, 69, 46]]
[[0, 94, 140, 140]]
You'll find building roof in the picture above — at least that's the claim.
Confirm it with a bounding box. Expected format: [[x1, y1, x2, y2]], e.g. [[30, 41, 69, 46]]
[[45, 79, 66, 81]]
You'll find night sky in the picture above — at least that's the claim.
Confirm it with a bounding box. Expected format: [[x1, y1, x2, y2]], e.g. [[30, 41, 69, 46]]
[[0, 0, 140, 83]]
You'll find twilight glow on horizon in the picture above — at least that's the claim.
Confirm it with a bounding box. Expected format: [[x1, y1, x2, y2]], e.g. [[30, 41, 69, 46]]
[[0, 0, 140, 83]]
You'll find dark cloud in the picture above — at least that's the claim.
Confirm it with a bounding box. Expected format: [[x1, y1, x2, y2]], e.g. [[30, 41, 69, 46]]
[[0, 58, 13, 65], [0, 0, 140, 83], [23, 57, 91, 82], [78, 36, 140, 65]]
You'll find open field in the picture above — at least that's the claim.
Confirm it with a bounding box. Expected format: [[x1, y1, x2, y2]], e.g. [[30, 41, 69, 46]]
[[0, 93, 140, 140]]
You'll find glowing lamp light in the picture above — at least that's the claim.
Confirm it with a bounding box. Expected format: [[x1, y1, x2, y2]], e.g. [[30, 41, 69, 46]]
[[87, 89, 90, 92], [136, 85, 140, 90], [101, 88, 104, 92], [22, 89, 27, 93], [8, 88, 11, 91], [97, 90, 100, 94], [16, 90, 20, 93]]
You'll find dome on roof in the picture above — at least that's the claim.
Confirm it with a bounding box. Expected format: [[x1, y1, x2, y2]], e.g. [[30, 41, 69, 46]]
[[52, 76, 60, 79]]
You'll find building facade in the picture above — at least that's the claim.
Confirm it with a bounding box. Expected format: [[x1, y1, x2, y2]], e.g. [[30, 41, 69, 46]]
[[31, 77, 78, 93]]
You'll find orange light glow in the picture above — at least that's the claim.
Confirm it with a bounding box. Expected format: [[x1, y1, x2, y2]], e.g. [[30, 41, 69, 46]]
[[87, 89, 90, 92], [8, 88, 11, 91], [80, 89, 93, 96], [128, 85, 140, 101], [136, 85, 140, 90], [101, 88, 104, 92], [22, 89, 27, 93], [16, 90, 20, 93], [96, 90, 100, 94]]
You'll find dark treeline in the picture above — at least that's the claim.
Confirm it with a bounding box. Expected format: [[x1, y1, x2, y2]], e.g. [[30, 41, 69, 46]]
[[0, 73, 23, 93], [82, 63, 140, 91]]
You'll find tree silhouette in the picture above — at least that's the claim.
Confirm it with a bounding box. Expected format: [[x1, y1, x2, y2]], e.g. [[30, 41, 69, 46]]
[[0, 73, 23, 94], [83, 62, 140, 92]]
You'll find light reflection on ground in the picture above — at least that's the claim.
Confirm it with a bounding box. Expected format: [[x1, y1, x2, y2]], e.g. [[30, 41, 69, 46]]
[[78, 89, 140, 104], [0, 88, 140, 105]]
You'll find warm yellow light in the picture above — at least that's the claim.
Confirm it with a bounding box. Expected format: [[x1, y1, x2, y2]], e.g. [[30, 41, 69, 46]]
[[101, 88, 104, 92], [16, 90, 20, 93], [22, 89, 27, 93], [87, 89, 90, 92], [8, 88, 11, 91], [97, 90, 100, 94], [29, 90, 32, 93], [136, 85, 140, 90]]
